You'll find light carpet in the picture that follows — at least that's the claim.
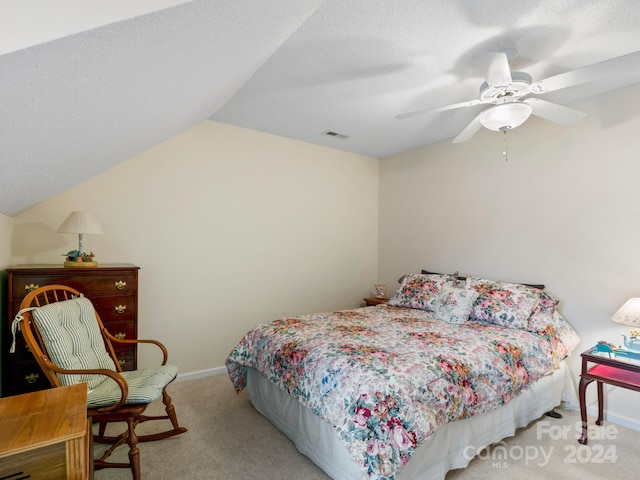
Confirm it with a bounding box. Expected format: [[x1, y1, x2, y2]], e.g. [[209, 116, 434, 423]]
[[94, 374, 639, 479]]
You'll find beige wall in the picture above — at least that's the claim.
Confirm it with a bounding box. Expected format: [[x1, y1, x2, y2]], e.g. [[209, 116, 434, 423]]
[[11, 121, 379, 374], [379, 82, 640, 430]]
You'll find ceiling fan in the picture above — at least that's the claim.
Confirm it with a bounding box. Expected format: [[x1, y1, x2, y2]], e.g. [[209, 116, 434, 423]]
[[396, 49, 640, 143]]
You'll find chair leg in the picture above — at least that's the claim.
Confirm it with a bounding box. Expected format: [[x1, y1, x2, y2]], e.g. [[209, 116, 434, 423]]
[[94, 388, 187, 446], [134, 388, 187, 442], [163, 388, 182, 431], [98, 421, 107, 438], [126, 417, 141, 480], [94, 425, 138, 474], [95, 429, 129, 464]]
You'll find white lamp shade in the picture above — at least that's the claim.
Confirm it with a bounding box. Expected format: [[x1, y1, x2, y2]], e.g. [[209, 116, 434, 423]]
[[611, 298, 640, 327], [479, 101, 533, 131], [57, 211, 103, 235]]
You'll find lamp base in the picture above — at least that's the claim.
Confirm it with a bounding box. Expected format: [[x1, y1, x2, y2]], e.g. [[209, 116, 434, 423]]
[[62, 249, 96, 267], [64, 260, 98, 268]]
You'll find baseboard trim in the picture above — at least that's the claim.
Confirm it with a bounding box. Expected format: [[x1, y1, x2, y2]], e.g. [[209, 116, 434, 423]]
[[591, 406, 640, 433], [176, 366, 226, 382], [563, 401, 640, 433]]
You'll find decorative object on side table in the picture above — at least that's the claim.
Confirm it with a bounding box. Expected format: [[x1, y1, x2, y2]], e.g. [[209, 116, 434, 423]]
[[57, 211, 103, 267], [374, 284, 387, 298], [610, 297, 640, 358]]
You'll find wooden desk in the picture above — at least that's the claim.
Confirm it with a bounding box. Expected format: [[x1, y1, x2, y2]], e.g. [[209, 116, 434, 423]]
[[0, 383, 90, 479], [578, 347, 640, 444]]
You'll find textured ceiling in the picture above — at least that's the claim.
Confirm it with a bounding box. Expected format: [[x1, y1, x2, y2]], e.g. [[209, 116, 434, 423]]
[[0, 0, 193, 55], [2, 0, 640, 216]]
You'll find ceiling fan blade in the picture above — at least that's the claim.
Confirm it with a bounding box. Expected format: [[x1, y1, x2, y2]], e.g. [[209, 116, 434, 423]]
[[524, 98, 586, 124], [531, 50, 640, 93], [396, 99, 483, 120], [486, 51, 513, 87], [452, 114, 483, 143]]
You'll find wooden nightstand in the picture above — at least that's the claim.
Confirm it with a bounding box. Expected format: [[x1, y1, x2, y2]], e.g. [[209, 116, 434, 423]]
[[364, 297, 389, 306], [578, 347, 640, 444], [0, 383, 90, 479]]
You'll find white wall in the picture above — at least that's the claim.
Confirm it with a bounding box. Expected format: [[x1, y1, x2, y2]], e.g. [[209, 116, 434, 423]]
[[0, 213, 12, 268], [0, 212, 13, 379], [11, 121, 379, 374], [379, 82, 640, 430]]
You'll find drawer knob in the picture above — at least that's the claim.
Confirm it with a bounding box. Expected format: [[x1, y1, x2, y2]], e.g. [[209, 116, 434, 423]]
[[118, 359, 126, 366], [25, 373, 39, 384], [115, 305, 127, 314], [115, 280, 127, 290], [115, 332, 126, 340], [25, 283, 40, 292]]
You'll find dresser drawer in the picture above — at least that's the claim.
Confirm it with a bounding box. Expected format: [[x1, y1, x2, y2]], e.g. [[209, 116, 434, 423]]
[[90, 295, 137, 323], [113, 346, 136, 371], [9, 331, 36, 364], [8, 362, 49, 393], [105, 320, 136, 343], [11, 295, 137, 327], [10, 273, 137, 299], [0, 442, 66, 479]]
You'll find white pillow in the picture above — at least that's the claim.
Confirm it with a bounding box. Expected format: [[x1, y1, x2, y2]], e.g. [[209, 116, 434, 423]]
[[432, 286, 479, 324]]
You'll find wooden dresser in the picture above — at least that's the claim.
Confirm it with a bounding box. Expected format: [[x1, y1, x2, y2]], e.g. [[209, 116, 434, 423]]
[[3, 263, 139, 397], [0, 383, 90, 479]]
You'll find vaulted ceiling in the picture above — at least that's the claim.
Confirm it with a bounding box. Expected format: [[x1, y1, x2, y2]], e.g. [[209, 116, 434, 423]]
[[2, 0, 640, 216]]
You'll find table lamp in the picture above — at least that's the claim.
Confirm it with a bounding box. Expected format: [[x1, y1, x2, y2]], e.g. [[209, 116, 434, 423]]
[[57, 211, 103, 267], [611, 297, 640, 353]]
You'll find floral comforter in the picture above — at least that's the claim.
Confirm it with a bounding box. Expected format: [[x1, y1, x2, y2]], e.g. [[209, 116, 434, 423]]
[[226, 305, 579, 480]]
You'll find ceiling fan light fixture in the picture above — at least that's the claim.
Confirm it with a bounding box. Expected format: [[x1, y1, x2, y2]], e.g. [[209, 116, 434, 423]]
[[479, 101, 533, 132]]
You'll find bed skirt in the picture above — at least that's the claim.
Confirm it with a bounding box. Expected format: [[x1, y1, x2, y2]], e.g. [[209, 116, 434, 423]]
[[245, 361, 575, 480]]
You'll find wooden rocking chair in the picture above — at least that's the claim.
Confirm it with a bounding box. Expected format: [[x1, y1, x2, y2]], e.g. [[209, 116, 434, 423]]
[[13, 285, 187, 480]]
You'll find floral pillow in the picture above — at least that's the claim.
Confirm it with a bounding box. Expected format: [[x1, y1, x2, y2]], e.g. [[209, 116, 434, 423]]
[[527, 293, 561, 334], [432, 286, 479, 324], [528, 308, 581, 361], [465, 277, 541, 329], [388, 273, 456, 312]]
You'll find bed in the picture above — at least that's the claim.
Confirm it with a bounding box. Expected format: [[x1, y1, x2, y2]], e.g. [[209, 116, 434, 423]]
[[226, 273, 580, 480]]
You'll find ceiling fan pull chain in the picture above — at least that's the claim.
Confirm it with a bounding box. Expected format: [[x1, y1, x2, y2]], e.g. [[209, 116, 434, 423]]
[[502, 130, 508, 161]]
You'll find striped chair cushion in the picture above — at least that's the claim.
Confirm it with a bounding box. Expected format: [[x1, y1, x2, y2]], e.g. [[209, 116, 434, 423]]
[[31, 296, 116, 389], [87, 365, 179, 408]]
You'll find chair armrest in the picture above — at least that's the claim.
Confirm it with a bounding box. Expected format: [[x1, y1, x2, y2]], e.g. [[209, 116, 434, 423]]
[[103, 332, 169, 365], [37, 354, 129, 412]]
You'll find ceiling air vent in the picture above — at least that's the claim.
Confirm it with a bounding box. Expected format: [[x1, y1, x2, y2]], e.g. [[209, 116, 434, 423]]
[[322, 130, 349, 139]]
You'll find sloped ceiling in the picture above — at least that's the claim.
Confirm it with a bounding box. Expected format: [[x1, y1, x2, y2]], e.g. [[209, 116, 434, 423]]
[[2, 0, 640, 216]]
